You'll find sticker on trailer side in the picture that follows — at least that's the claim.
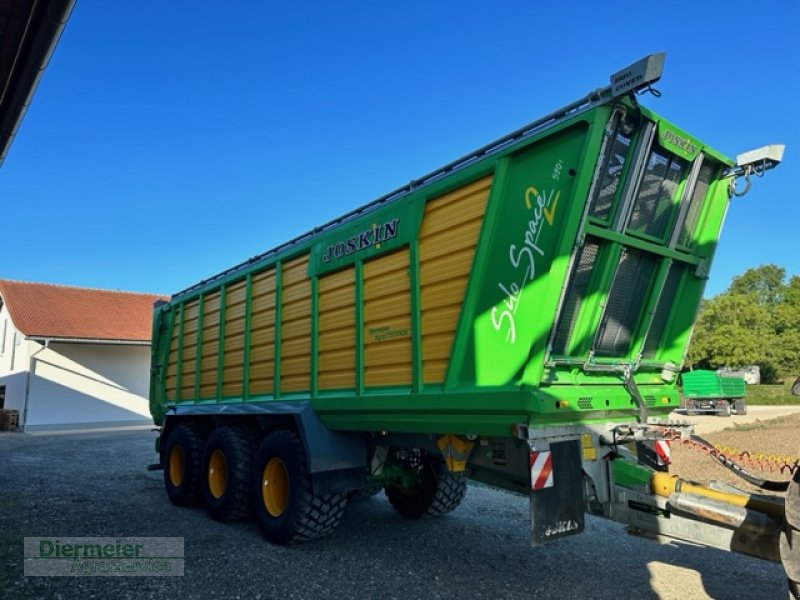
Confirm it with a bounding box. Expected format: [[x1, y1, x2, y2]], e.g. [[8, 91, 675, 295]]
[[529, 439, 585, 545]]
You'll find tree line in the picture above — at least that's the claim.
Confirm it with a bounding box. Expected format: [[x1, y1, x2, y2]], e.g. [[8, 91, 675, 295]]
[[686, 265, 800, 383]]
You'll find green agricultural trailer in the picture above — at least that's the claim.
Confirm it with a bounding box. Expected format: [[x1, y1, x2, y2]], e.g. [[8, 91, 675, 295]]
[[681, 369, 747, 416], [149, 54, 797, 591]]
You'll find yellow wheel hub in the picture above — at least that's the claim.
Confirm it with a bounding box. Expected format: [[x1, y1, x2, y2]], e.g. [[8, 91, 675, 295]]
[[208, 449, 228, 499], [168, 445, 185, 487], [262, 458, 289, 517]]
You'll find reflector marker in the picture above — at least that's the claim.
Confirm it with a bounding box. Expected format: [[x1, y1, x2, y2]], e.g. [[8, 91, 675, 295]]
[[530, 450, 554, 490], [655, 440, 671, 466]]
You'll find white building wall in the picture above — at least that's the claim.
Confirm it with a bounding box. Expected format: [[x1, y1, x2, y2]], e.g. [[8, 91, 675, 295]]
[[52, 342, 152, 398], [0, 304, 31, 374], [23, 342, 153, 431]]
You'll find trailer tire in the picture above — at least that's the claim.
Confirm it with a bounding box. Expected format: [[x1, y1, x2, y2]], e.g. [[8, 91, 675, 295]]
[[385, 452, 467, 519], [734, 398, 747, 415], [787, 469, 800, 531], [427, 469, 467, 516], [163, 423, 206, 506], [201, 426, 255, 522], [782, 468, 800, 597], [252, 430, 347, 544]]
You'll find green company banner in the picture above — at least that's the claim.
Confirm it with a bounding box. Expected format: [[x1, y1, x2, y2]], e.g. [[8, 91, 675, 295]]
[[308, 198, 424, 277]]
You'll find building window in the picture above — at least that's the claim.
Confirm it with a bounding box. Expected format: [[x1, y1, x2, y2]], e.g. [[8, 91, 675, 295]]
[[0, 385, 5, 409]]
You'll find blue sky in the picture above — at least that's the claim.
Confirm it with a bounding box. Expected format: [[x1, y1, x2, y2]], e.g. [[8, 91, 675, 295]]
[[3, 1, 798, 297]]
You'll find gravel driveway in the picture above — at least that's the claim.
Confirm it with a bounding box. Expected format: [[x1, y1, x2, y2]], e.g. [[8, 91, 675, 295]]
[[0, 429, 787, 599]]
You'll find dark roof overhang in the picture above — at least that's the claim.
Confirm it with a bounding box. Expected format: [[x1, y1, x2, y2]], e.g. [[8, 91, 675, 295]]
[[0, 0, 75, 166]]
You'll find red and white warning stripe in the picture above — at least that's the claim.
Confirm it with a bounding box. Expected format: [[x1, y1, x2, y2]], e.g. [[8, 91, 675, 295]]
[[530, 450, 554, 490], [655, 440, 671, 466]]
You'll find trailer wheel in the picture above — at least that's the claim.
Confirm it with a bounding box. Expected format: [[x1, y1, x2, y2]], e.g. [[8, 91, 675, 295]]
[[734, 398, 747, 415], [385, 450, 467, 519], [201, 426, 255, 521], [252, 430, 347, 544], [781, 468, 800, 597], [163, 423, 205, 506]]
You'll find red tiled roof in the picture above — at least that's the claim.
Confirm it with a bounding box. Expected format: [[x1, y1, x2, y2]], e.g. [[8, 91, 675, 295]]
[[0, 280, 167, 342]]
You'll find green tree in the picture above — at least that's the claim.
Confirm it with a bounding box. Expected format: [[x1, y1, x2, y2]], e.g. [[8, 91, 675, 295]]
[[729, 264, 785, 305], [687, 293, 776, 370], [687, 264, 800, 382], [776, 275, 800, 373]]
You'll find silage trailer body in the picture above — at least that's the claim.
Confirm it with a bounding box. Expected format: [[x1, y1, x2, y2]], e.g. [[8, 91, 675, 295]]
[[149, 55, 794, 584], [681, 369, 747, 415], [151, 73, 723, 439]]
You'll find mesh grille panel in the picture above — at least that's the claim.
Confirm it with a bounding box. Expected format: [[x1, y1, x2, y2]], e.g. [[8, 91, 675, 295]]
[[594, 249, 656, 357], [628, 149, 687, 239], [551, 241, 600, 355], [678, 162, 714, 248], [643, 263, 683, 358], [589, 129, 632, 221]]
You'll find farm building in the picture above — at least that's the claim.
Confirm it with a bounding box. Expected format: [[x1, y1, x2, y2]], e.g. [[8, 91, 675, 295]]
[[0, 279, 163, 431]]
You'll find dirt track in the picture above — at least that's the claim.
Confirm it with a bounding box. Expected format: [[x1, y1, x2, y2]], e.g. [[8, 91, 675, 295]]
[[670, 405, 800, 436]]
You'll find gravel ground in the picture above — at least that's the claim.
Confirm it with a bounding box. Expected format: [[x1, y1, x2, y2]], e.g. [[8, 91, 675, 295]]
[[0, 429, 788, 599]]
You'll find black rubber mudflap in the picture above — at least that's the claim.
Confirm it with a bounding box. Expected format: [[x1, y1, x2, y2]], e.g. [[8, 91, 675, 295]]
[[530, 439, 584, 545]]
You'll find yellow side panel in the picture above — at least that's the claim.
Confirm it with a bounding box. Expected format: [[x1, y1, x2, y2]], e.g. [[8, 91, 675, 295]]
[[419, 176, 492, 383], [199, 292, 221, 398], [318, 267, 355, 390], [222, 280, 247, 398], [249, 269, 276, 396], [178, 300, 200, 400], [281, 255, 311, 393], [363, 247, 411, 387], [164, 319, 179, 400]]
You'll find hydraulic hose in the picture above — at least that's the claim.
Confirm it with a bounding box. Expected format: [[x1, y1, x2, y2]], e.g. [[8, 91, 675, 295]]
[[691, 433, 790, 492]]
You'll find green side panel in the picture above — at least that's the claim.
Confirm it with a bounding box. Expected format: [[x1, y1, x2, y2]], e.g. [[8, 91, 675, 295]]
[[681, 369, 722, 398], [719, 375, 746, 398], [459, 119, 597, 387], [613, 458, 652, 490], [149, 303, 172, 426], [683, 369, 745, 398]]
